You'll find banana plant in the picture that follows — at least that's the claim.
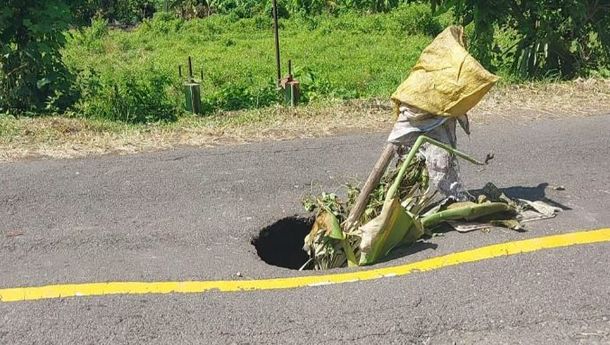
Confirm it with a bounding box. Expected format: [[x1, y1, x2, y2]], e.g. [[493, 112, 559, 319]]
[[304, 135, 520, 269], [356, 135, 486, 265]]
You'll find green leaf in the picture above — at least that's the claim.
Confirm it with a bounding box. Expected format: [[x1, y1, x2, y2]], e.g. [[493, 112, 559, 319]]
[[341, 238, 358, 267], [36, 78, 51, 89], [323, 212, 345, 240], [421, 201, 513, 229]]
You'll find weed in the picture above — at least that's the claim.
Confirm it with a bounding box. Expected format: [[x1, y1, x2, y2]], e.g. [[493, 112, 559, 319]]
[[75, 66, 178, 123]]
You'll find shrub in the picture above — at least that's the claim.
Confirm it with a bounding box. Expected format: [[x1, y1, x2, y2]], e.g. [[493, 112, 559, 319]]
[[72, 0, 158, 26], [0, 0, 77, 113], [75, 67, 178, 123], [70, 17, 110, 53], [435, 0, 610, 79], [205, 82, 279, 113], [139, 11, 185, 34], [294, 67, 333, 102], [391, 3, 442, 36]]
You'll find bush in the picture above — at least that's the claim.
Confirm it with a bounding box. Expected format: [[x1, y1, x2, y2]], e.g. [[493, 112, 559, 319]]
[[75, 67, 178, 123], [297, 4, 440, 37], [391, 3, 442, 36], [70, 17, 110, 52], [293, 67, 333, 102], [139, 11, 185, 34], [72, 0, 158, 26], [0, 0, 77, 113], [204, 82, 279, 113], [437, 0, 610, 79]]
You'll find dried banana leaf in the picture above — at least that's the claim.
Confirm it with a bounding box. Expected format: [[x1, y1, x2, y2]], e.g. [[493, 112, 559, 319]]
[[358, 197, 423, 266], [303, 211, 358, 269]]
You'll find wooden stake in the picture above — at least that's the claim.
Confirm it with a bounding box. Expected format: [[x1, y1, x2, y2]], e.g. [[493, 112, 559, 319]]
[[344, 143, 396, 231]]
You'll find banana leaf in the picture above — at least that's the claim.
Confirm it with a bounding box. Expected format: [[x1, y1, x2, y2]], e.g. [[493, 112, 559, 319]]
[[323, 211, 359, 268], [359, 197, 423, 265], [357, 135, 485, 266], [304, 211, 358, 269], [305, 135, 490, 268], [421, 201, 514, 229]]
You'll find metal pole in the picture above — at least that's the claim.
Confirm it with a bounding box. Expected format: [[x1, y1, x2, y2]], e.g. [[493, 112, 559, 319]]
[[272, 0, 281, 87], [187, 56, 194, 81]]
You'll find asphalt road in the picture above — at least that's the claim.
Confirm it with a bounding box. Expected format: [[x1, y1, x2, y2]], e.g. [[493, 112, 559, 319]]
[[1, 114, 609, 344]]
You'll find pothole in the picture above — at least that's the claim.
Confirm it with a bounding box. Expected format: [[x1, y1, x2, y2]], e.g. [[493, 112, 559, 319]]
[[252, 216, 313, 270]]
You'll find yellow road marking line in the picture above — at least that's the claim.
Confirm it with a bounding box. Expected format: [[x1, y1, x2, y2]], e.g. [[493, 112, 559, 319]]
[[1, 228, 609, 303]]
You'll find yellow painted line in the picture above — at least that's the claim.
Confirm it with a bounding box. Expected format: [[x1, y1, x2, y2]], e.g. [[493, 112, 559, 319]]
[[1, 228, 609, 303]]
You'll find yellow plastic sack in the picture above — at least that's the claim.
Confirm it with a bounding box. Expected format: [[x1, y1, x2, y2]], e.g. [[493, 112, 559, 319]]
[[391, 26, 499, 117]]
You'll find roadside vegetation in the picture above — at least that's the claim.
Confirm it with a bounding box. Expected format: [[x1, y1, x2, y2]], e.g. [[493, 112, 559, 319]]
[[64, 6, 442, 122], [0, 1, 609, 159], [1, 79, 608, 161]]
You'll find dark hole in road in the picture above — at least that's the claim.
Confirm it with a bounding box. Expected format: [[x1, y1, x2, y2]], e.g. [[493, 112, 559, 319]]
[[252, 216, 313, 270]]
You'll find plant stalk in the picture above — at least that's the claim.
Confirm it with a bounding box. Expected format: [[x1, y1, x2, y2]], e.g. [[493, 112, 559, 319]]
[[386, 135, 485, 202], [421, 202, 512, 229]]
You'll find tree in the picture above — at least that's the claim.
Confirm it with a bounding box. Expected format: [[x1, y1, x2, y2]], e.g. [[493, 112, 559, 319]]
[[72, 0, 159, 25], [0, 0, 76, 113], [432, 0, 610, 78]]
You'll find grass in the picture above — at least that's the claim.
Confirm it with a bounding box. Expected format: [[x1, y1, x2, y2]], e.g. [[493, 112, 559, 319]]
[[1, 78, 608, 162], [58, 5, 608, 121], [2, 6, 609, 161], [62, 5, 445, 118]]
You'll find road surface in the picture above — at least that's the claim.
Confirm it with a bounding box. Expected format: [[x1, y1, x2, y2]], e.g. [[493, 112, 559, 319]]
[[1, 114, 609, 344]]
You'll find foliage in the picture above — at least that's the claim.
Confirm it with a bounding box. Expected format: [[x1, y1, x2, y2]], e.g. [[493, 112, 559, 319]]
[[5, 0, 607, 120], [204, 82, 279, 112], [282, 0, 431, 16], [75, 67, 178, 123], [433, 0, 610, 78], [391, 3, 443, 36], [293, 67, 334, 102], [301, 135, 518, 269], [177, 0, 272, 19], [62, 7, 433, 121], [73, 0, 447, 22], [72, 0, 159, 25], [301, 146, 431, 269], [70, 17, 110, 52], [303, 154, 428, 226], [0, 0, 77, 113], [64, 0, 610, 80]]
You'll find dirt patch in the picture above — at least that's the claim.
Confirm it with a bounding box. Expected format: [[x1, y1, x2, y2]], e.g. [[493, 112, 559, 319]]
[[470, 78, 610, 123], [252, 217, 313, 270]]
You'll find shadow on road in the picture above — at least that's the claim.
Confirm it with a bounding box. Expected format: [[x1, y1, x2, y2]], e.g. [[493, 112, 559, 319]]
[[470, 182, 572, 211], [379, 242, 439, 264]]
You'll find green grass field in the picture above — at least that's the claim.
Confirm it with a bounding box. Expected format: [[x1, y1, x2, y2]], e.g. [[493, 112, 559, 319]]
[[60, 3, 608, 124], [62, 4, 462, 120]]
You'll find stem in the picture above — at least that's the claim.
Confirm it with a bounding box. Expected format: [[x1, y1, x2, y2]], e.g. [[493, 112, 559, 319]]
[[341, 239, 358, 267], [386, 135, 485, 202], [421, 202, 512, 229]]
